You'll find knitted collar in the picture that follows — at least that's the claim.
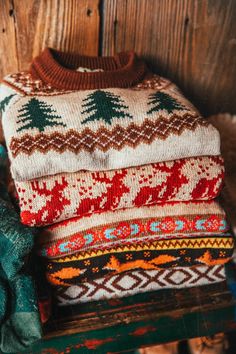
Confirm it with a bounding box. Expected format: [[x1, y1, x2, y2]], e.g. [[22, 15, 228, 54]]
[[30, 48, 149, 90]]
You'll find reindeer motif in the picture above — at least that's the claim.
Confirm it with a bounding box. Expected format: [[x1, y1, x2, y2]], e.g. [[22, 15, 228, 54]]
[[21, 177, 70, 225], [191, 175, 224, 200], [76, 170, 129, 216], [134, 161, 188, 206], [187, 156, 224, 199]]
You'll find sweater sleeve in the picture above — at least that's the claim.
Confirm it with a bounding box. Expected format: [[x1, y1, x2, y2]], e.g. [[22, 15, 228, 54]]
[[0, 80, 22, 145]]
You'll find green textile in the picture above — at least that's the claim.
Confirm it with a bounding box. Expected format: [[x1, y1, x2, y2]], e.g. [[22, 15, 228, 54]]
[[0, 144, 42, 353]]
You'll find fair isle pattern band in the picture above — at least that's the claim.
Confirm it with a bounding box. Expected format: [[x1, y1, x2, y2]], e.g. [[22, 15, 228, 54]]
[[41, 201, 226, 239], [17, 156, 224, 227], [1, 72, 220, 181], [2, 72, 171, 96], [55, 265, 225, 305], [46, 242, 233, 287], [2, 72, 73, 96], [52, 237, 234, 263], [10, 114, 207, 158], [40, 213, 228, 259]]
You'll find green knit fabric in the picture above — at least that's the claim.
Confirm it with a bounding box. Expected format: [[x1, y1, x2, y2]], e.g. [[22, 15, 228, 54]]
[[0, 144, 42, 353]]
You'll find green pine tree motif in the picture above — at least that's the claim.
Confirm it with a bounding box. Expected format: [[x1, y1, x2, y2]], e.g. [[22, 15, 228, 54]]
[[16, 97, 66, 133], [0, 94, 16, 113], [147, 91, 186, 114], [81, 90, 133, 125]]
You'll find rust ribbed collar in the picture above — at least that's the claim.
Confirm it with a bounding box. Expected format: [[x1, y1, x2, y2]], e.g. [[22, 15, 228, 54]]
[[30, 48, 149, 90]]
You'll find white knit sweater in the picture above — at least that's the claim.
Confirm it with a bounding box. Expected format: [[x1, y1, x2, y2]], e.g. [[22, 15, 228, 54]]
[[0, 72, 220, 181]]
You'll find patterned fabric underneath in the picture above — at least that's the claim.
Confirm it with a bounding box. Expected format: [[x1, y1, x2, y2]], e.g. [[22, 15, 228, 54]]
[[39, 200, 228, 259], [55, 265, 225, 306], [40, 213, 229, 259], [16, 156, 224, 227], [46, 236, 234, 287]]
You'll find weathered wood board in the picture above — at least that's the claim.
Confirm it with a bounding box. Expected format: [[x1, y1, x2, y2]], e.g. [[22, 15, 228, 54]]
[[0, 1, 236, 114]]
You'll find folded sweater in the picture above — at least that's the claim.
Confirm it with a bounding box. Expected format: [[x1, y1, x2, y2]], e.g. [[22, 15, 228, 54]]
[[46, 237, 233, 287], [44, 201, 234, 287], [0, 49, 220, 181], [17, 156, 224, 226], [55, 264, 225, 306], [39, 200, 229, 259]]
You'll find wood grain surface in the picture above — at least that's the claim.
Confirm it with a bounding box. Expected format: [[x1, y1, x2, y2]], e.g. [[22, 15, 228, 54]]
[[102, 0, 236, 115], [0, 0, 236, 115], [30, 282, 236, 353], [0, 0, 99, 73]]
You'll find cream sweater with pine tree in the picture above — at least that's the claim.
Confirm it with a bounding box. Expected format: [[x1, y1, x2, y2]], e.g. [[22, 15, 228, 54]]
[[0, 49, 220, 181]]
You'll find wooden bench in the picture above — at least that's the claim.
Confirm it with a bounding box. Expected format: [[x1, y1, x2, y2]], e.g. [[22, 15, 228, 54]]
[[28, 282, 236, 353]]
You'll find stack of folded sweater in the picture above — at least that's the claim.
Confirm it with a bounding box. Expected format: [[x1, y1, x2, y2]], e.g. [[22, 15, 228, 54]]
[[0, 48, 234, 307]]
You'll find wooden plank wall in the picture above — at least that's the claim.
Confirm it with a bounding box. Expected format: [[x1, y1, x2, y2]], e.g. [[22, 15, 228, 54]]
[[0, 0, 236, 115]]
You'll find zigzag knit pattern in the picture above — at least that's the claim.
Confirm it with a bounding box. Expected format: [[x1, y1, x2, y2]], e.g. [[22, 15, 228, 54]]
[[46, 236, 234, 287], [52, 237, 234, 262], [10, 114, 206, 157]]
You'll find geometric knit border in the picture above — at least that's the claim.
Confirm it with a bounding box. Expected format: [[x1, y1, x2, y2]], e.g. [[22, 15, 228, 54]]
[[10, 114, 208, 157], [3, 73, 172, 97], [52, 237, 234, 263], [40, 214, 229, 258], [55, 265, 225, 304], [46, 245, 233, 287]]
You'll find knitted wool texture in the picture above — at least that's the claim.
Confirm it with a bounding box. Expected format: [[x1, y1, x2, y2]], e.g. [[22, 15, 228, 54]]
[[44, 201, 234, 287], [207, 114, 236, 235], [46, 239, 233, 287], [0, 49, 220, 181], [55, 264, 226, 306], [17, 156, 224, 227], [0, 145, 41, 353], [39, 200, 229, 259]]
